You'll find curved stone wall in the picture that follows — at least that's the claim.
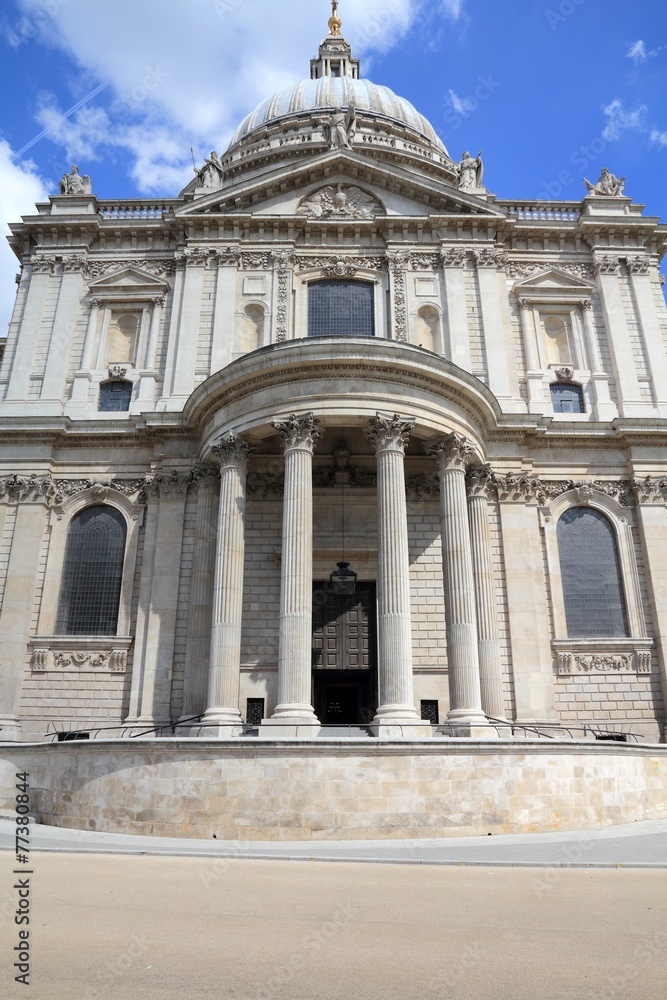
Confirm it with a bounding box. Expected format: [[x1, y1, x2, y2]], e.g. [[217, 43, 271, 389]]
[[2, 740, 667, 841]]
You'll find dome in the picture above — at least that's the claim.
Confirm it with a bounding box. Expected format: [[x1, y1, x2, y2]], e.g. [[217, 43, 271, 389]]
[[228, 77, 447, 154]]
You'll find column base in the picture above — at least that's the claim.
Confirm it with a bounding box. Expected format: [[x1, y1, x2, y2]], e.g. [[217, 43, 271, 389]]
[[259, 705, 321, 740], [370, 705, 433, 740], [194, 708, 244, 739], [0, 715, 22, 742], [445, 709, 499, 740]]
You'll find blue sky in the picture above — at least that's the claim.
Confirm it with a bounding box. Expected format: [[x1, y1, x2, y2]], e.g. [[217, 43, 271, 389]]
[[0, 0, 665, 334]]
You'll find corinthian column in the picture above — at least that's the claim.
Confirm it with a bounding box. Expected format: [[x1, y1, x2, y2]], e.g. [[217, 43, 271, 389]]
[[367, 414, 431, 738], [428, 434, 493, 737], [466, 466, 508, 724], [260, 413, 321, 738], [201, 433, 251, 737]]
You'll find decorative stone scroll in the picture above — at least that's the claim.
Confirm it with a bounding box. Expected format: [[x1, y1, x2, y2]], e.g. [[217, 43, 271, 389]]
[[387, 251, 410, 342], [507, 261, 595, 280], [297, 185, 383, 220], [272, 250, 295, 343], [87, 259, 176, 279], [0, 475, 146, 507], [108, 365, 129, 379], [493, 475, 635, 508], [246, 472, 284, 498], [553, 367, 575, 382], [406, 473, 439, 500], [240, 252, 273, 271], [30, 638, 131, 674], [556, 650, 651, 676], [473, 248, 508, 270], [295, 254, 386, 277]]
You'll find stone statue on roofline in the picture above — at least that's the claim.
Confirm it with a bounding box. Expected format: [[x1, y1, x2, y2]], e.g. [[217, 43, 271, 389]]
[[323, 102, 356, 149], [195, 151, 225, 191], [59, 165, 92, 196], [584, 167, 626, 197], [457, 150, 485, 192]]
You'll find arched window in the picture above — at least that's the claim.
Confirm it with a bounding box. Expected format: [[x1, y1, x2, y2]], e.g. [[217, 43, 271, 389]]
[[308, 280, 375, 338], [55, 506, 127, 636], [551, 382, 584, 413], [99, 380, 133, 412], [557, 508, 629, 638]]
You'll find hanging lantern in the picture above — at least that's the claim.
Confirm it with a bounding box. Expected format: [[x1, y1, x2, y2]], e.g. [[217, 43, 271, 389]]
[[330, 561, 357, 596]]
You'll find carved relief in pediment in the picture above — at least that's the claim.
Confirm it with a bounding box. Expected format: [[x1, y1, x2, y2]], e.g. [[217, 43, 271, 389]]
[[297, 184, 384, 220]]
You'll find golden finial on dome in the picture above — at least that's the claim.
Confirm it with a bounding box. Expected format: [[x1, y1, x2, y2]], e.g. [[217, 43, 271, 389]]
[[328, 0, 342, 36]]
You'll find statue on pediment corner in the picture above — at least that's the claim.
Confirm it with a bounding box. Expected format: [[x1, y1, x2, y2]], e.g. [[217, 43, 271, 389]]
[[59, 165, 92, 196], [195, 150, 225, 192], [584, 167, 626, 198], [457, 150, 484, 192]]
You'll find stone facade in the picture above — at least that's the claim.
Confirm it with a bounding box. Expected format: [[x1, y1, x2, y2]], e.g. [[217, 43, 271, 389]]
[[1, 25, 667, 748]]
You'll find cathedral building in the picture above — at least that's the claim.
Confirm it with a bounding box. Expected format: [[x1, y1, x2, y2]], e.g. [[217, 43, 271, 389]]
[[1, 9, 667, 761]]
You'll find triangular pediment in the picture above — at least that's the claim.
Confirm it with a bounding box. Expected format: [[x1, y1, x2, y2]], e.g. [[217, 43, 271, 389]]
[[513, 268, 594, 291], [89, 266, 170, 294], [176, 150, 505, 220]]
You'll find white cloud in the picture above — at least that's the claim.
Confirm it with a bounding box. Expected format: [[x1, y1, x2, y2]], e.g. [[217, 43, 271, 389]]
[[601, 99, 648, 142], [627, 40, 647, 63], [5, 0, 431, 194], [0, 141, 49, 338], [650, 128, 667, 148], [441, 0, 466, 18], [447, 89, 475, 115]]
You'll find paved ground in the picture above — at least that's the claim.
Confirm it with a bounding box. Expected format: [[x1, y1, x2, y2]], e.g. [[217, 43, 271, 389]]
[[1, 816, 666, 867], [1, 852, 666, 1000]]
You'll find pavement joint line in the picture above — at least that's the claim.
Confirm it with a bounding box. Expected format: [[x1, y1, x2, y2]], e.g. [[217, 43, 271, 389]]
[[0, 847, 665, 868]]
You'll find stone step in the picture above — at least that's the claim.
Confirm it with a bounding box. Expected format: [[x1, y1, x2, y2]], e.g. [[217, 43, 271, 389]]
[[318, 725, 373, 738]]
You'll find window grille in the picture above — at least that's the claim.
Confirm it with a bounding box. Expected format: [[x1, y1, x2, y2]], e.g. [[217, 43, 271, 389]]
[[420, 700, 439, 724], [246, 698, 265, 725], [551, 382, 584, 413], [99, 380, 133, 412], [557, 507, 629, 638], [55, 506, 127, 636], [308, 280, 375, 338]]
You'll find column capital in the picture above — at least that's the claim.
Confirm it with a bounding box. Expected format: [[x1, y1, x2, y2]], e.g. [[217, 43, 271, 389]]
[[427, 433, 474, 472], [213, 432, 252, 471], [273, 412, 321, 454], [466, 464, 497, 500], [190, 466, 220, 496], [367, 413, 416, 455]]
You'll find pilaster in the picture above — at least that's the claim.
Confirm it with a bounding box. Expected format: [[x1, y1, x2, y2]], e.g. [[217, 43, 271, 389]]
[[180, 469, 219, 726], [593, 255, 643, 415], [5, 262, 52, 405], [124, 472, 188, 730], [440, 250, 471, 371], [387, 250, 410, 342], [0, 500, 49, 740], [40, 257, 88, 409], [626, 255, 667, 414], [211, 247, 241, 373]]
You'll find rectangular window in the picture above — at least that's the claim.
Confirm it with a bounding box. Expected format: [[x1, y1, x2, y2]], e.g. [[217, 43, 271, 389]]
[[308, 280, 375, 338], [551, 383, 585, 414]]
